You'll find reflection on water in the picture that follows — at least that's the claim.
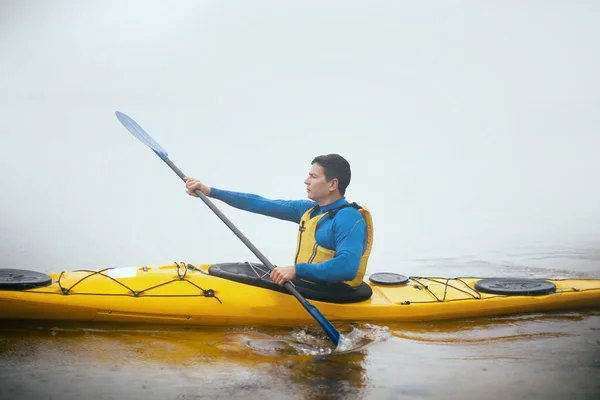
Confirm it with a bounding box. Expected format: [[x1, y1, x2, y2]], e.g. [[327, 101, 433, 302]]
[[0, 321, 387, 400], [0, 312, 598, 400], [389, 312, 590, 343]]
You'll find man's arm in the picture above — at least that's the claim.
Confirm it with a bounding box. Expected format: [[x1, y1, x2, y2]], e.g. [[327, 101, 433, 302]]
[[295, 211, 367, 282], [209, 188, 314, 223]]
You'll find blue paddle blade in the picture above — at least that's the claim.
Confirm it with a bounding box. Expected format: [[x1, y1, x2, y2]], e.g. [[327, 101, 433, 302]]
[[302, 301, 340, 345], [115, 111, 169, 160]]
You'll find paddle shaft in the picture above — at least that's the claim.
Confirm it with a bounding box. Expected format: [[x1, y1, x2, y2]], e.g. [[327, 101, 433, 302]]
[[163, 159, 307, 302], [115, 110, 341, 346]]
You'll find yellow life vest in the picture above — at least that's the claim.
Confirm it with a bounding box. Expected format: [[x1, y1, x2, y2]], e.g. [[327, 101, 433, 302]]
[[293, 203, 374, 289]]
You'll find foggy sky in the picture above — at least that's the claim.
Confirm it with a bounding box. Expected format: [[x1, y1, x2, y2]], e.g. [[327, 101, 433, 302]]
[[1, 1, 599, 275]]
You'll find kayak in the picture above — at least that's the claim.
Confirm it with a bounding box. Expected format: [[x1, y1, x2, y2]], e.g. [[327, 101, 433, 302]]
[[1, 262, 599, 326]]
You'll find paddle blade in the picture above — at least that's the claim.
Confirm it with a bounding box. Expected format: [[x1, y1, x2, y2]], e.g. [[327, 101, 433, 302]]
[[301, 300, 340, 346], [115, 111, 168, 160]]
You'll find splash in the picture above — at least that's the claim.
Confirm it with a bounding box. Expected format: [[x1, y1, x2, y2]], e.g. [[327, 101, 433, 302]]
[[243, 324, 391, 356]]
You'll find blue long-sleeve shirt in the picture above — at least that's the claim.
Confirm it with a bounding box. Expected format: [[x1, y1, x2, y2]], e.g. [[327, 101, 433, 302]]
[[209, 188, 367, 283]]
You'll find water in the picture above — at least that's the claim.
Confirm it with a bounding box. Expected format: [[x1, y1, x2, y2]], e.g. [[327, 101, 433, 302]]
[[1, 1, 599, 399], [0, 312, 598, 400]]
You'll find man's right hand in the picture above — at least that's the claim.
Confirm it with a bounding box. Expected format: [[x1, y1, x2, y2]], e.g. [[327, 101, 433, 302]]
[[184, 177, 211, 197]]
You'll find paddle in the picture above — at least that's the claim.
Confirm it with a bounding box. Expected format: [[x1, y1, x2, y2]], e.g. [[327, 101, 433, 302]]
[[115, 111, 346, 348]]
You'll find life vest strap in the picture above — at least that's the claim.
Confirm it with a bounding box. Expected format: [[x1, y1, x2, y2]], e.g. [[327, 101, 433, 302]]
[[326, 202, 362, 219]]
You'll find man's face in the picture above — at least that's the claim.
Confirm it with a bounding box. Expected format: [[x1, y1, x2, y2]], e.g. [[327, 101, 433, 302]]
[[304, 163, 336, 202]]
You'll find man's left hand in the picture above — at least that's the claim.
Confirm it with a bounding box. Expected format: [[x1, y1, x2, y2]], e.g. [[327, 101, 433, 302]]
[[270, 265, 296, 286]]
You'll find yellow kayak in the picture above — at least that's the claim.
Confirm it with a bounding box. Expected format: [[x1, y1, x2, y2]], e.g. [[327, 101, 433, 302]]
[[0, 262, 598, 326]]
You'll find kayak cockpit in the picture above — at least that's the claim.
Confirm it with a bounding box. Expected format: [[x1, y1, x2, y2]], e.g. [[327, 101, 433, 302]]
[[207, 262, 373, 304]]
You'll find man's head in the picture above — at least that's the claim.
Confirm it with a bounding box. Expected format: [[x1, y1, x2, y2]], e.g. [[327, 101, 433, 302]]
[[304, 154, 351, 204]]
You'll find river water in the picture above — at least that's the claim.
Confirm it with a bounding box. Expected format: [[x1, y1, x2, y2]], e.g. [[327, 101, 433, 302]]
[[0, 304, 599, 399], [1, 1, 599, 399]]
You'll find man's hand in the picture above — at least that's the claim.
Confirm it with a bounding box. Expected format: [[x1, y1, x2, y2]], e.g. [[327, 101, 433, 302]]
[[184, 177, 211, 197], [270, 265, 296, 286]]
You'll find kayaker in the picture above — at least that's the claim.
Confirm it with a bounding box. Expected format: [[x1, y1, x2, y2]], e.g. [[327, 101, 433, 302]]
[[184, 154, 374, 291]]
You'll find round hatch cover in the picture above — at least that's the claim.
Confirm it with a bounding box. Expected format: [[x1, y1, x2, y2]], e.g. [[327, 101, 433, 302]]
[[369, 272, 409, 285], [0, 269, 52, 290], [474, 278, 556, 296]]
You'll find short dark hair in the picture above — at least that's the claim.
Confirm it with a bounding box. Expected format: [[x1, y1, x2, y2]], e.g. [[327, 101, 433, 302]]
[[311, 154, 351, 196]]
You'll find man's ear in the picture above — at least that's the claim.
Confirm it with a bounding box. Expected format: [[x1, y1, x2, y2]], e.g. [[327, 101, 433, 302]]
[[329, 178, 339, 192]]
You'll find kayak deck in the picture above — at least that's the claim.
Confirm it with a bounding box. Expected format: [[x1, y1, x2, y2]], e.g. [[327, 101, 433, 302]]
[[0, 262, 598, 326]]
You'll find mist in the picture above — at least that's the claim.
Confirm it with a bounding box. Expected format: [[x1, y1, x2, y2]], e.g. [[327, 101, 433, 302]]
[[1, 0, 599, 277]]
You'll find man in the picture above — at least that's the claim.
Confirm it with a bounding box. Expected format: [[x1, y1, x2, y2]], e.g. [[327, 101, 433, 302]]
[[184, 154, 373, 291]]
